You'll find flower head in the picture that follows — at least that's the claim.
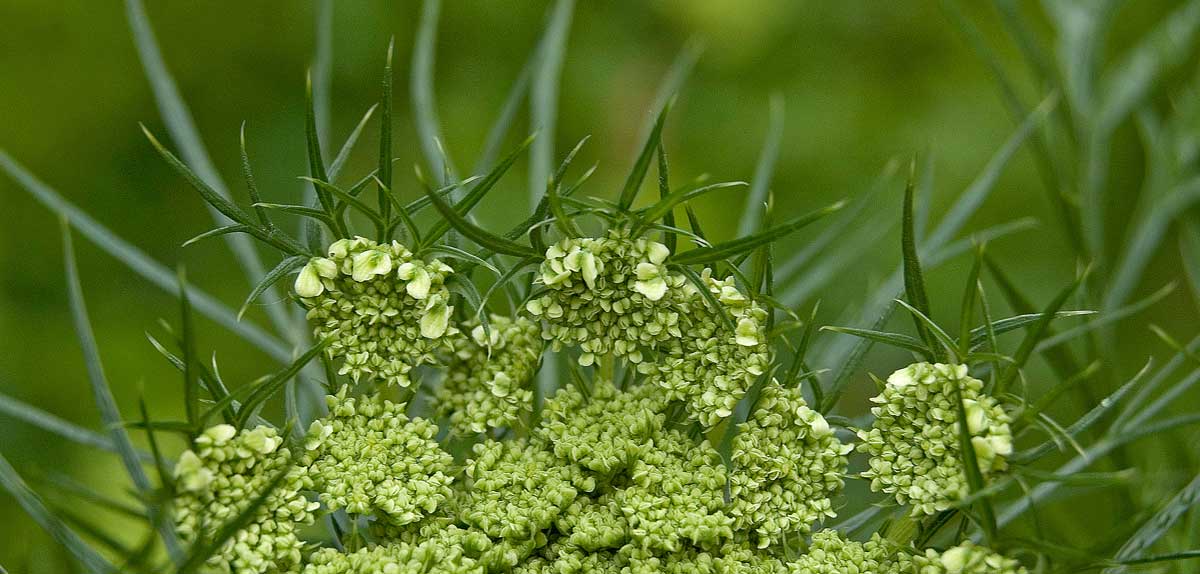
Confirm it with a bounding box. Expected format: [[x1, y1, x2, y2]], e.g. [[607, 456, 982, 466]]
[[856, 363, 1014, 515], [437, 314, 544, 435], [174, 425, 318, 574], [307, 387, 454, 527], [297, 237, 456, 387]]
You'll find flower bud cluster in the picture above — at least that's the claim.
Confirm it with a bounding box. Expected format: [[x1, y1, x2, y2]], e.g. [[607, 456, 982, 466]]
[[856, 363, 1014, 515], [296, 237, 456, 387], [647, 269, 770, 427], [613, 429, 733, 552], [437, 314, 543, 435], [525, 232, 685, 365], [303, 537, 482, 574], [729, 382, 851, 547], [461, 438, 580, 548], [554, 494, 628, 552], [515, 542, 623, 574], [307, 387, 454, 527], [913, 541, 1027, 574], [537, 382, 667, 475], [786, 530, 907, 574], [173, 424, 318, 574]]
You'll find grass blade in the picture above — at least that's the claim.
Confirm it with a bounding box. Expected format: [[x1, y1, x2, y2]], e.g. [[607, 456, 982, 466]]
[[529, 0, 575, 211], [966, 310, 1097, 350], [1097, 0, 1200, 133], [425, 135, 536, 244], [422, 182, 540, 258], [0, 453, 115, 573], [775, 158, 899, 286], [656, 144, 677, 253], [925, 95, 1053, 249], [124, 0, 294, 341], [1106, 473, 1200, 573], [634, 181, 748, 236], [819, 326, 931, 359], [953, 383, 998, 542], [378, 38, 395, 220], [1014, 360, 1151, 465], [239, 256, 308, 321], [901, 162, 940, 360], [997, 269, 1088, 394], [737, 93, 784, 237], [637, 38, 703, 145], [61, 221, 182, 561], [178, 268, 199, 438], [235, 341, 330, 429], [670, 200, 845, 265], [412, 0, 457, 185], [617, 101, 671, 212], [328, 104, 378, 182], [1105, 176, 1200, 311], [0, 391, 146, 459]]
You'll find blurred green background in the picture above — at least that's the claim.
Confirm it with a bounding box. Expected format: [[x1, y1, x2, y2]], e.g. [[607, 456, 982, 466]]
[[1, 1, 1197, 570]]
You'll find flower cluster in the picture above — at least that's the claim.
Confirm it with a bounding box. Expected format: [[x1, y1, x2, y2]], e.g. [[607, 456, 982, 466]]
[[525, 232, 686, 365], [459, 439, 581, 567], [613, 429, 733, 552], [306, 387, 455, 527], [913, 541, 1027, 574], [537, 382, 667, 475], [231, 227, 1032, 573], [856, 363, 1014, 515], [174, 424, 319, 574], [786, 530, 910, 574], [303, 538, 482, 574], [437, 314, 543, 436], [646, 269, 771, 427], [525, 233, 768, 428], [729, 382, 851, 547], [296, 237, 456, 386]]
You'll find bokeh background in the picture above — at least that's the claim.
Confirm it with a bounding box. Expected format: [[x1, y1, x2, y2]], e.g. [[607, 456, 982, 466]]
[[1, 1, 1197, 570]]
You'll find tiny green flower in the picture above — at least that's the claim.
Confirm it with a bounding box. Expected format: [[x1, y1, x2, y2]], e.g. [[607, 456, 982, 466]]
[[857, 362, 1014, 516]]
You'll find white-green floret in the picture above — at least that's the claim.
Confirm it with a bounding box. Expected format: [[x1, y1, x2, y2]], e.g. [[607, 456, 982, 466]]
[[612, 429, 733, 552], [786, 529, 910, 574], [303, 539, 484, 574], [437, 314, 543, 436], [647, 269, 771, 427], [856, 363, 1014, 515], [307, 387, 455, 527], [525, 232, 685, 366], [537, 382, 668, 476], [459, 438, 580, 566], [174, 424, 319, 574], [296, 237, 456, 387], [913, 541, 1027, 574], [729, 382, 851, 547]]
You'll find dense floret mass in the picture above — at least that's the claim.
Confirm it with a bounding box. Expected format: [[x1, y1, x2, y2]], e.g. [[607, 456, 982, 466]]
[[171, 216, 1034, 574], [303, 539, 482, 574], [647, 269, 770, 427], [174, 424, 319, 574], [729, 382, 850, 547], [460, 439, 580, 553], [613, 429, 733, 552], [437, 314, 544, 435], [525, 232, 686, 365], [856, 363, 1014, 515], [296, 236, 456, 387], [307, 387, 454, 527], [537, 382, 668, 475], [786, 530, 907, 574], [913, 542, 1027, 574]]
